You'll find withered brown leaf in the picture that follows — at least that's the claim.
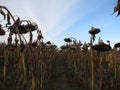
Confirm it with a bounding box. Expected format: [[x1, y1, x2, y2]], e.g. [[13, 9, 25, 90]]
[[7, 13, 11, 25], [0, 9, 6, 20]]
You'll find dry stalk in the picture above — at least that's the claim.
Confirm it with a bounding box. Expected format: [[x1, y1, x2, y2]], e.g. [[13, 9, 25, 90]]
[[3, 44, 7, 90], [90, 49, 94, 90]]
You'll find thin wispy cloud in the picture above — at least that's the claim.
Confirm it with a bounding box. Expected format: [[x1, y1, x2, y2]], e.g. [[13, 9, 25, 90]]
[[20, 0, 81, 42], [17, 0, 80, 41]]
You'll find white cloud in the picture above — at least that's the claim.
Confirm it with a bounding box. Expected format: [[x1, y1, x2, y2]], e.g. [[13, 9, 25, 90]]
[[19, 0, 80, 41]]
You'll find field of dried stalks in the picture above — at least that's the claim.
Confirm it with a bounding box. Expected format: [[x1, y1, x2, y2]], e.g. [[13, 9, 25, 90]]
[[1, 4, 120, 90]]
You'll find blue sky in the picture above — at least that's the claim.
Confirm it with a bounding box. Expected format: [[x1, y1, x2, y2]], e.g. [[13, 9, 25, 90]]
[[0, 0, 120, 47]]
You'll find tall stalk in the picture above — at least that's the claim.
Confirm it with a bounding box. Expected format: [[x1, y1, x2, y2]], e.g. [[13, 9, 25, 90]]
[[113, 48, 117, 89], [21, 51, 27, 88], [114, 48, 117, 80], [91, 49, 94, 90], [3, 44, 7, 90], [90, 36, 94, 90], [99, 52, 103, 90]]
